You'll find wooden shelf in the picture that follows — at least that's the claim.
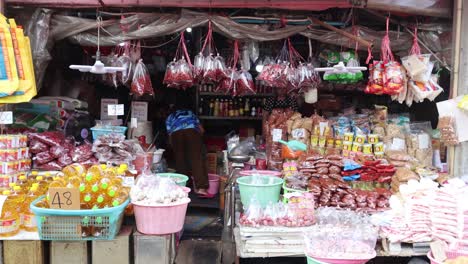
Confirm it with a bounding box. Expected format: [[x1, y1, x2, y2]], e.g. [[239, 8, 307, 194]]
[[199, 92, 275, 97], [199, 116, 262, 120]]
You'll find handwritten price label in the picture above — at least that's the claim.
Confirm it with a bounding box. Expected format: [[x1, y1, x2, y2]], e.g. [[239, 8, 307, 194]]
[[0, 111, 13, 124], [48, 187, 80, 210], [108, 104, 124, 116]]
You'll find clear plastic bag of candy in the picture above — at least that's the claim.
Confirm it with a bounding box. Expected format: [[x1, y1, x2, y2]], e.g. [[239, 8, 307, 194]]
[[130, 172, 188, 205], [193, 53, 205, 82], [235, 69, 255, 96], [163, 32, 194, 90], [131, 59, 153, 96]]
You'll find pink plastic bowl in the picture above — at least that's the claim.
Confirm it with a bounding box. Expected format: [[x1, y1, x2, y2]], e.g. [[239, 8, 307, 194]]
[[307, 252, 376, 264], [133, 198, 190, 235], [238, 170, 282, 177], [208, 174, 220, 195]]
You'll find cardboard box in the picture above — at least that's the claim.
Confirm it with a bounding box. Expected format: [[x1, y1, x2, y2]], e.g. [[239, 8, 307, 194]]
[[4, 240, 43, 264], [50, 241, 87, 264], [92, 226, 132, 264], [134, 231, 175, 264], [206, 153, 218, 174]]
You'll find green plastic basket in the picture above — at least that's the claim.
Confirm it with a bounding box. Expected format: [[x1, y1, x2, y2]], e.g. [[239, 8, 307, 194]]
[[30, 196, 129, 241], [306, 256, 326, 264], [282, 182, 307, 203], [156, 173, 189, 186], [237, 175, 283, 208]]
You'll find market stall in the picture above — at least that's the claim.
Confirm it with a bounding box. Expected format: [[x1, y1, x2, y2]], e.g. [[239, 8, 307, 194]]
[[0, 1, 464, 263]]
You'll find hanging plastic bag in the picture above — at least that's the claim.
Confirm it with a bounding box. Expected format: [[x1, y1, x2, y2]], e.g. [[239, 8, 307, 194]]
[[163, 31, 194, 90], [236, 69, 256, 96], [8, 19, 33, 96], [131, 59, 153, 96], [216, 40, 241, 95]]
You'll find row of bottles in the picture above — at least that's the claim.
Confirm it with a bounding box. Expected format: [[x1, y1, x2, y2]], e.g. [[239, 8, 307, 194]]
[[0, 163, 136, 237], [198, 81, 273, 94], [199, 98, 265, 117]]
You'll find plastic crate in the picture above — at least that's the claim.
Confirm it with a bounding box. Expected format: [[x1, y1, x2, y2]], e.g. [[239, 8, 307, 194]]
[[30, 196, 129, 241], [90, 126, 127, 141]]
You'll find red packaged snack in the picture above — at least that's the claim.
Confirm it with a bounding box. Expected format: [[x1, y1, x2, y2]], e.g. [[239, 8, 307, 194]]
[[235, 69, 256, 96], [30, 140, 48, 154], [34, 152, 54, 165], [31, 131, 65, 147], [34, 161, 62, 171], [57, 154, 73, 167], [72, 142, 93, 163], [131, 59, 153, 96]]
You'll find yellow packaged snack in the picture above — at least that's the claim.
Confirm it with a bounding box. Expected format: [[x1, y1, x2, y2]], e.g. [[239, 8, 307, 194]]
[[0, 36, 36, 103], [8, 19, 33, 95], [0, 16, 18, 97]]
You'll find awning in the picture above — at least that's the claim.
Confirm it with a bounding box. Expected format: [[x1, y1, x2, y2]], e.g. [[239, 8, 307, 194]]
[[6, 0, 351, 10]]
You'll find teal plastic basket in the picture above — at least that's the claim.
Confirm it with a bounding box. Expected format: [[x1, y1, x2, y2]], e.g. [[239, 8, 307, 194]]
[[156, 173, 189, 186], [90, 126, 127, 141], [30, 196, 129, 241], [237, 176, 283, 208]]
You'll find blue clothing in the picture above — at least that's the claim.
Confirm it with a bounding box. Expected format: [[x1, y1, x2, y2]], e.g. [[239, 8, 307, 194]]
[[166, 110, 200, 135]]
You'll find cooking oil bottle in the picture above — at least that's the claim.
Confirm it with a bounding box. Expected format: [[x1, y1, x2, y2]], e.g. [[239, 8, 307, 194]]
[[109, 190, 128, 207], [17, 174, 30, 190], [35, 176, 48, 195], [0, 190, 20, 237], [66, 176, 81, 189], [21, 186, 39, 232], [87, 164, 105, 178], [63, 164, 85, 178], [49, 177, 66, 188]]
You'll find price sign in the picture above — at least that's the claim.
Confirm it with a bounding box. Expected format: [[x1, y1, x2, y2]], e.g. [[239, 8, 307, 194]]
[[100, 98, 118, 120], [292, 128, 305, 139], [0, 111, 13, 124], [108, 104, 124, 116], [272, 129, 282, 142], [48, 187, 80, 210]]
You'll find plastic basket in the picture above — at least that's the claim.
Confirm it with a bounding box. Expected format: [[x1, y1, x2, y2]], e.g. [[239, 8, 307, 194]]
[[239, 170, 282, 177], [156, 173, 189, 186], [90, 126, 127, 141], [237, 175, 283, 208], [307, 253, 376, 264], [282, 182, 307, 203], [446, 240, 468, 259], [427, 251, 443, 264], [133, 198, 190, 235], [30, 196, 129, 241]]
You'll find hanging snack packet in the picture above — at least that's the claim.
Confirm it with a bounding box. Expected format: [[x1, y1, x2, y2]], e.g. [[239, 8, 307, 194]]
[[0, 36, 36, 103], [0, 17, 19, 97], [8, 19, 33, 95]]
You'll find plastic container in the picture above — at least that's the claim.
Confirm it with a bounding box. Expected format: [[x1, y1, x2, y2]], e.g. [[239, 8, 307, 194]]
[[156, 173, 189, 187], [91, 126, 127, 141], [133, 152, 154, 174], [208, 174, 220, 195], [239, 170, 282, 177], [133, 198, 190, 235], [236, 175, 284, 208], [307, 256, 326, 264], [30, 196, 129, 241], [307, 253, 376, 264]]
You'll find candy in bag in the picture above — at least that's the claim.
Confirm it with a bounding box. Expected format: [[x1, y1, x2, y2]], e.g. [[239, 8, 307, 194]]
[[235, 69, 255, 96], [131, 59, 153, 96], [193, 53, 204, 81]]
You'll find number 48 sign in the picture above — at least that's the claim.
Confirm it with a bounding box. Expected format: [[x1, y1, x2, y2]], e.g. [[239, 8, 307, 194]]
[[48, 187, 80, 210]]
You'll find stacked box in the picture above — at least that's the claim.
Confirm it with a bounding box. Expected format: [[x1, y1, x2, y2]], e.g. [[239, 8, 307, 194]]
[[0, 135, 31, 186]]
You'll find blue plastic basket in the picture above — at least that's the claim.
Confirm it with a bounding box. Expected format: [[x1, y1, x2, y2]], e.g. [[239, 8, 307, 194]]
[[30, 196, 129, 241], [90, 126, 127, 141]]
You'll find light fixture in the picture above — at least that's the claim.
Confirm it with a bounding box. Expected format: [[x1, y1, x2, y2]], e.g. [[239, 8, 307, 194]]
[[118, 42, 125, 46], [186, 27, 192, 33], [255, 63, 263, 73], [70, 15, 125, 75]]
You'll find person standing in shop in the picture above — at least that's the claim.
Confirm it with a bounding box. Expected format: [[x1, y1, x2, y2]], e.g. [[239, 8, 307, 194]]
[[166, 104, 213, 198]]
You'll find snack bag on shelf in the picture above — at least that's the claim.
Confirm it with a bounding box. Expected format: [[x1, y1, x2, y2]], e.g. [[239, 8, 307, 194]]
[[0, 16, 19, 98]]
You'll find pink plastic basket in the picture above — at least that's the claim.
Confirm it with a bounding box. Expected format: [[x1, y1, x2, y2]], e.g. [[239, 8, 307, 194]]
[[133, 198, 190, 235], [307, 252, 376, 264], [239, 170, 282, 177], [208, 174, 220, 195]]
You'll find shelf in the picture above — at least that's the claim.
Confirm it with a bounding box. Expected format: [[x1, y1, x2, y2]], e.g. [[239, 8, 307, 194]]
[[199, 92, 275, 97], [199, 116, 262, 120]]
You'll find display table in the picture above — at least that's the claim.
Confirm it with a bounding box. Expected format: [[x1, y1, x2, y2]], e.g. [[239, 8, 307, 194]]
[[0, 230, 40, 240]]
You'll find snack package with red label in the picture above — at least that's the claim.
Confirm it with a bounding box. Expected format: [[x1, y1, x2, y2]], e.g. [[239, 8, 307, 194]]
[[72, 142, 93, 163], [34, 151, 54, 165], [34, 160, 62, 171], [131, 59, 153, 96]]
